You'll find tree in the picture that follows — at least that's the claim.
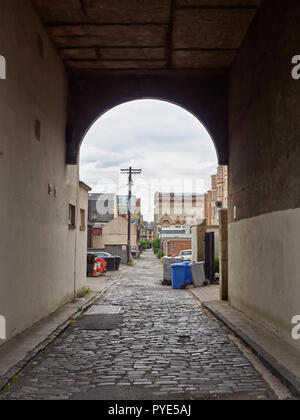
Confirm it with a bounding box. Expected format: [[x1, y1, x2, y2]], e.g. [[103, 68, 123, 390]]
[[139, 239, 149, 250], [152, 238, 161, 256]]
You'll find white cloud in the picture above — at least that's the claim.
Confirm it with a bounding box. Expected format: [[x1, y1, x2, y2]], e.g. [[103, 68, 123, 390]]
[[80, 99, 218, 221]]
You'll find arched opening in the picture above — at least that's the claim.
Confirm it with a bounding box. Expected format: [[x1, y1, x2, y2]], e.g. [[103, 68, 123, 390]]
[[66, 73, 229, 166], [80, 99, 227, 291], [79, 99, 219, 217], [78, 97, 220, 164]]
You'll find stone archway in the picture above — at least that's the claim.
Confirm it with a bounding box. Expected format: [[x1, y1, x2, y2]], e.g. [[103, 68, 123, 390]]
[[66, 72, 228, 165]]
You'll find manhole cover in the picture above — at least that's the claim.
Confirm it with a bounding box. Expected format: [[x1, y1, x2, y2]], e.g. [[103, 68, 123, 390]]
[[78, 313, 123, 330], [86, 305, 122, 315]]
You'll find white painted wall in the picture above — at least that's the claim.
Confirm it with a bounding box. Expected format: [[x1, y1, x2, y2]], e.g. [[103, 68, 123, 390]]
[[229, 209, 300, 352], [0, 0, 87, 345]]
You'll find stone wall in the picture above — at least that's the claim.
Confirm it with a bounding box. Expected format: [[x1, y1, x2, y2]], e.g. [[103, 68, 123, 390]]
[[228, 0, 300, 351]]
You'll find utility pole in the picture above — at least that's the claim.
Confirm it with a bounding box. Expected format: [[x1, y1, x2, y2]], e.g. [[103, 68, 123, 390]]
[[120, 167, 142, 263]]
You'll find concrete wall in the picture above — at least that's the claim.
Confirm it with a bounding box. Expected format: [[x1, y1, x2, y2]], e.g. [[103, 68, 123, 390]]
[[207, 226, 220, 259], [88, 246, 128, 264], [228, 0, 300, 351], [75, 183, 90, 294], [229, 210, 300, 345], [0, 0, 86, 345], [191, 224, 206, 262], [93, 217, 137, 250], [104, 245, 128, 265], [219, 210, 228, 301], [191, 224, 219, 262]]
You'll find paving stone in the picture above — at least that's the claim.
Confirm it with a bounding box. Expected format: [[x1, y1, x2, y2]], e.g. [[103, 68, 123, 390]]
[[0, 251, 277, 400]]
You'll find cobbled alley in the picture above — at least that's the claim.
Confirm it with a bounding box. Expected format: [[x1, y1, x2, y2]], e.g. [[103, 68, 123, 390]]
[[0, 251, 281, 400]]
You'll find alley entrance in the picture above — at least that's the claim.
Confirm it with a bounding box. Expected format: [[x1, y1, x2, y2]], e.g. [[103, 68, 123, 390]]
[[0, 251, 281, 400]]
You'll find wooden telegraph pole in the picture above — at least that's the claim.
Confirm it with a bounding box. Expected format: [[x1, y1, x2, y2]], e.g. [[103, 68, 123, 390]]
[[120, 167, 142, 263]]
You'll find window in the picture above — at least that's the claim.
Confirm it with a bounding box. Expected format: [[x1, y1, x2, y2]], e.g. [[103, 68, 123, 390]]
[[80, 209, 86, 230], [68, 204, 76, 229], [216, 201, 223, 208]]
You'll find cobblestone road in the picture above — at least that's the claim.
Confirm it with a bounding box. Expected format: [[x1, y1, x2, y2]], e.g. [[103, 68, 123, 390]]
[[1, 251, 278, 400]]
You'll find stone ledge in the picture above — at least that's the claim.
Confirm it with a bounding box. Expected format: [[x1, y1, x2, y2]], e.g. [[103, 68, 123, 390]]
[[0, 277, 120, 393]]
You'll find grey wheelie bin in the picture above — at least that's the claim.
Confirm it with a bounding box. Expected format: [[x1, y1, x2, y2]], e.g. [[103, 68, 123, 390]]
[[189, 262, 206, 287], [163, 256, 183, 285]]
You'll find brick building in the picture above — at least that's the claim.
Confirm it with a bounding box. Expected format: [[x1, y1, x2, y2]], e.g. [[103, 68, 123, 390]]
[[141, 221, 154, 246], [158, 226, 192, 257], [117, 195, 142, 226], [204, 166, 228, 225]]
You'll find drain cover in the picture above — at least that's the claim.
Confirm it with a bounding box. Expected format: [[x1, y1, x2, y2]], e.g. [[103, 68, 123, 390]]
[[86, 305, 122, 315], [78, 313, 123, 330]]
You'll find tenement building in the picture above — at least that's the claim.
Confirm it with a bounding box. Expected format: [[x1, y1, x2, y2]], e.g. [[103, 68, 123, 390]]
[[154, 193, 204, 235], [204, 166, 228, 225]]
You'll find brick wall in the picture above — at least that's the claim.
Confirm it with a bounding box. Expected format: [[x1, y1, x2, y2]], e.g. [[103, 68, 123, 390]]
[[164, 240, 192, 257]]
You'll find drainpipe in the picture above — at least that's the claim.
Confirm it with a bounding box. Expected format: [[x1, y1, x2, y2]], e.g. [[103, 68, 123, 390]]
[[73, 167, 80, 299]]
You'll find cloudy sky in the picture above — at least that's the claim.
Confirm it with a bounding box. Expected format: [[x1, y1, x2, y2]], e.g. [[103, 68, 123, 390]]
[[79, 99, 218, 221]]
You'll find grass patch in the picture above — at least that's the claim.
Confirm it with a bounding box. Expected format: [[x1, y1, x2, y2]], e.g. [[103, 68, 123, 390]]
[[76, 288, 92, 299]]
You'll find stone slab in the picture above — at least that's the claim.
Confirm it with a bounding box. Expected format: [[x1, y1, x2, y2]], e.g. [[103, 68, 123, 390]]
[[204, 300, 300, 397]]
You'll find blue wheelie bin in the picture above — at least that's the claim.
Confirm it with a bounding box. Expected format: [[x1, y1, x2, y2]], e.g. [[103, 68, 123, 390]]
[[171, 263, 187, 289], [171, 262, 194, 289]]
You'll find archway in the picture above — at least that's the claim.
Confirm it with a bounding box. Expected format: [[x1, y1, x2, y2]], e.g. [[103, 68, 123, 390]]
[[66, 73, 228, 165], [80, 99, 226, 293]]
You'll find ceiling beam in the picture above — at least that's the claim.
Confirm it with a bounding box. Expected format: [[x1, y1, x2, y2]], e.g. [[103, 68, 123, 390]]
[[45, 22, 169, 27], [175, 5, 258, 10], [166, 0, 176, 68]]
